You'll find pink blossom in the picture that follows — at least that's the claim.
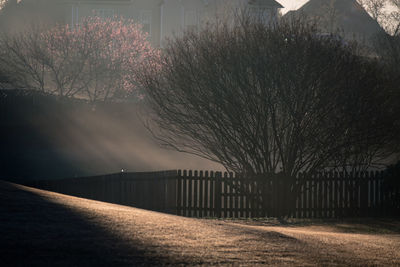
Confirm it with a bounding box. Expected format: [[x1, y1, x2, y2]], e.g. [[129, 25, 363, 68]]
[[42, 16, 160, 101]]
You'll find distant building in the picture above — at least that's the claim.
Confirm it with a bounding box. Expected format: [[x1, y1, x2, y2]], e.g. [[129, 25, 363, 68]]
[[0, 0, 283, 47], [284, 0, 385, 45]]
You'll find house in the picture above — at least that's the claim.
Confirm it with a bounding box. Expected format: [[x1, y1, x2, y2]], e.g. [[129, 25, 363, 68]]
[[283, 0, 385, 44], [0, 0, 284, 47]]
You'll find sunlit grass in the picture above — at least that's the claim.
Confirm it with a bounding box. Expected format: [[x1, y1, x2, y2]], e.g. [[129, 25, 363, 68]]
[[4, 182, 399, 266]]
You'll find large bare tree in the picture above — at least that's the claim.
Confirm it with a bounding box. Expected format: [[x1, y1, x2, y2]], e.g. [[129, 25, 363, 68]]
[[139, 16, 398, 198]]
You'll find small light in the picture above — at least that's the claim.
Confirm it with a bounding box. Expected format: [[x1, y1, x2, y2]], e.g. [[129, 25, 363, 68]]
[[121, 169, 124, 173]]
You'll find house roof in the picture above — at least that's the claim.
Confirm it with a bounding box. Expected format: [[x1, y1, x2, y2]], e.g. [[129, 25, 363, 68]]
[[283, 0, 384, 42], [248, 0, 284, 8]]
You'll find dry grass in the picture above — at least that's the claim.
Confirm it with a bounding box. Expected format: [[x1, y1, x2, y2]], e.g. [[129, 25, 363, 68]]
[[1, 181, 399, 266]]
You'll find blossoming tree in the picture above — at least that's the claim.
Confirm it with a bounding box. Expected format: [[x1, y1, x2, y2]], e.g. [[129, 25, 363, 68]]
[[0, 16, 159, 101], [43, 16, 159, 101]]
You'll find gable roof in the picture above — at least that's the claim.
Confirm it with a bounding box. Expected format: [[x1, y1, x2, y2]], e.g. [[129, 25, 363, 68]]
[[284, 0, 384, 42], [248, 0, 284, 8]]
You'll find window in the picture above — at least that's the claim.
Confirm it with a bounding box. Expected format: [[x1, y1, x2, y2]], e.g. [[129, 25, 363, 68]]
[[185, 10, 198, 32], [71, 5, 79, 28], [93, 9, 115, 19], [140, 10, 152, 36]]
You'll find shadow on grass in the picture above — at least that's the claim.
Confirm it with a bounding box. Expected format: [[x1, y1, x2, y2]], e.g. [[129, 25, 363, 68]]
[[0, 181, 171, 267], [325, 219, 400, 234], [222, 217, 400, 234]]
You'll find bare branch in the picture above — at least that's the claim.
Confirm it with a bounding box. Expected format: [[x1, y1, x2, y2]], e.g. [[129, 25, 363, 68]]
[[139, 15, 399, 183]]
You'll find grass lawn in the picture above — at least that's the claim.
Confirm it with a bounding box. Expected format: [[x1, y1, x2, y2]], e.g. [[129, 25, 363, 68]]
[[1, 181, 399, 266]]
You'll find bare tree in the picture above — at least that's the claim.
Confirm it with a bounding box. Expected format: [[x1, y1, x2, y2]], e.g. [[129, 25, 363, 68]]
[[138, 16, 398, 214], [358, 0, 400, 35], [361, 0, 400, 163], [0, 28, 48, 91], [358, 0, 400, 96], [389, 0, 400, 34], [373, 33, 400, 158], [358, 0, 387, 20]]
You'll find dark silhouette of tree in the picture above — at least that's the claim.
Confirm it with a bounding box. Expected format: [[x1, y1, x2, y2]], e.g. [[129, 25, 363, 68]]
[[139, 15, 399, 197], [0, 27, 47, 91], [358, 0, 400, 154], [372, 33, 400, 154]]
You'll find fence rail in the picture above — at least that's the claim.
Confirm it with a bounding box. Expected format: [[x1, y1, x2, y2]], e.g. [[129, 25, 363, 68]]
[[28, 169, 400, 218]]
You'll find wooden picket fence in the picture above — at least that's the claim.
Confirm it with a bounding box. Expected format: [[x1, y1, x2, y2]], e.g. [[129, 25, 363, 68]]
[[28, 169, 400, 218], [176, 170, 400, 218], [30, 171, 178, 214]]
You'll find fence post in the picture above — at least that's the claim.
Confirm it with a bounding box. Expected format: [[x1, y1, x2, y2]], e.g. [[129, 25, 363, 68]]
[[204, 171, 209, 217], [223, 172, 228, 218], [274, 174, 281, 218], [177, 170, 182, 216], [188, 170, 193, 217], [361, 171, 368, 217], [215, 171, 222, 218], [183, 170, 187, 217], [210, 171, 214, 217], [199, 170, 204, 218], [194, 170, 198, 217], [230, 172, 238, 218]]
